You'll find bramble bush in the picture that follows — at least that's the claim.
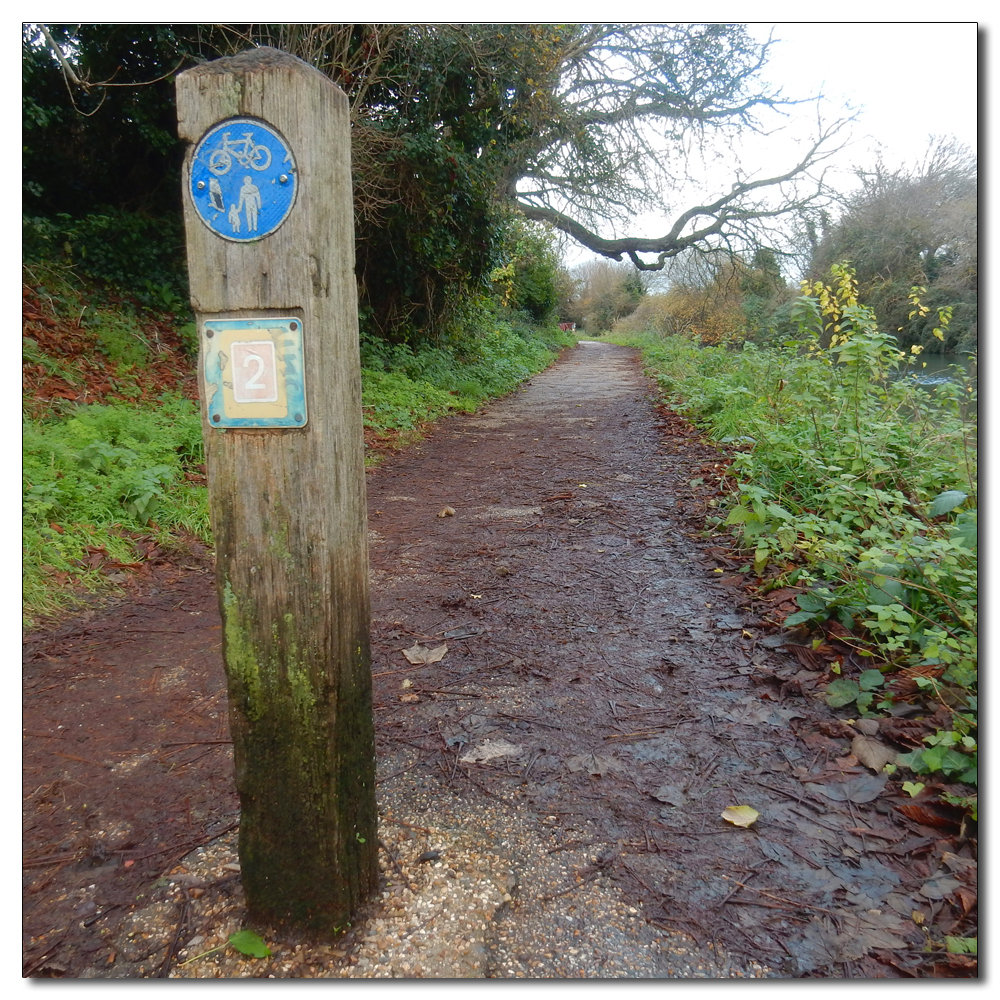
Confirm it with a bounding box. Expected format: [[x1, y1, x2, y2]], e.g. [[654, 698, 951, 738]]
[[614, 264, 977, 797]]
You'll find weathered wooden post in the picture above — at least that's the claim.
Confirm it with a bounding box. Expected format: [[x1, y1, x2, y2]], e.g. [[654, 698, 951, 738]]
[[175, 48, 377, 932]]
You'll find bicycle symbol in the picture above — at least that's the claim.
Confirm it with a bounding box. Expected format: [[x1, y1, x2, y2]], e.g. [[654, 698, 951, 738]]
[[208, 131, 272, 176]]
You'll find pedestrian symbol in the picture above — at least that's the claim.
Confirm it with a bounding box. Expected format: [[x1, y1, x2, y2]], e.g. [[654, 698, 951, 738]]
[[189, 117, 296, 241]]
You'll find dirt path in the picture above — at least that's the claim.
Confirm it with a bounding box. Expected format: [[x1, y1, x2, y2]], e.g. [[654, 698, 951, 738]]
[[23, 342, 965, 978]]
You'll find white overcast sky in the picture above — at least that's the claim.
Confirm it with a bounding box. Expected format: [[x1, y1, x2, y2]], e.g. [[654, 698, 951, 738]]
[[749, 22, 978, 170]]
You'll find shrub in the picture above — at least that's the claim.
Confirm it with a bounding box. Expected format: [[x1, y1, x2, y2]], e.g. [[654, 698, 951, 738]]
[[23, 209, 190, 312]]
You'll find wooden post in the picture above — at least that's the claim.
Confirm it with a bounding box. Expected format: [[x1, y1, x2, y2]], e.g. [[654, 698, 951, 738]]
[[175, 48, 377, 932]]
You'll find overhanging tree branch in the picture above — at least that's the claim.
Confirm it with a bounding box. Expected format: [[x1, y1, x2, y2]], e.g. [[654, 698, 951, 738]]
[[515, 122, 847, 270]]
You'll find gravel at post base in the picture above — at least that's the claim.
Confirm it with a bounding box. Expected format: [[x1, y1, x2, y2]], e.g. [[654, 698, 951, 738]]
[[22, 341, 976, 978]]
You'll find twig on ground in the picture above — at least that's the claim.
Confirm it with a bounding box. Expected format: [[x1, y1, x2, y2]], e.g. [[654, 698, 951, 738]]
[[157, 899, 188, 978], [378, 838, 415, 892]]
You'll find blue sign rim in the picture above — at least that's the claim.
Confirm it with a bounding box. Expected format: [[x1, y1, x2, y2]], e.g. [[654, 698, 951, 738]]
[[189, 116, 297, 243]]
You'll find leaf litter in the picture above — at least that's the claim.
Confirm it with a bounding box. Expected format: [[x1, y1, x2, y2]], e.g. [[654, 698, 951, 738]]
[[790, 909, 915, 973]]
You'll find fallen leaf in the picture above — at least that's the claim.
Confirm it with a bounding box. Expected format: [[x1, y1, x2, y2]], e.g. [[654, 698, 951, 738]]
[[883, 892, 920, 917], [652, 783, 687, 806], [566, 752, 623, 776], [827, 856, 901, 908], [399, 693, 421, 704], [714, 613, 745, 630], [804, 772, 888, 804], [941, 852, 977, 875], [721, 805, 760, 827], [895, 801, 963, 830], [931, 954, 977, 976], [437, 506, 456, 517], [723, 697, 803, 726], [954, 886, 977, 914], [854, 909, 912, 950], [832, 754, 862, 771], [762, 586, 801, 605], [919, 872, 961, 900], [460, 739, 523, 764], [229, 929, 271, 958], [851, 734, 897, 773], [402, 643, 448, 664], [855, 718, 880, 736]]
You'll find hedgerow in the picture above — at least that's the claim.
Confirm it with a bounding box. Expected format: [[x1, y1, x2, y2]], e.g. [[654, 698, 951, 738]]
[[24, 287, 576, 625]]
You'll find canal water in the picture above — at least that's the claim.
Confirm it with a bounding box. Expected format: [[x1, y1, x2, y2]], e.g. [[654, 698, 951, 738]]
[[891, 352, 976, 387]]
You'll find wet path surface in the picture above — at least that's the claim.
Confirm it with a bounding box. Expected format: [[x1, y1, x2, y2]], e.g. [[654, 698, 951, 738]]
[[362, 341, 931, 978], [24, 341, 952, 978]]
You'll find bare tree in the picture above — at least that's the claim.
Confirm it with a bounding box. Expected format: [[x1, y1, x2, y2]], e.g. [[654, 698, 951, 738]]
[[30, 22, 850, 335], [495, 24, 848, 269], [811, 137, 977, 349]]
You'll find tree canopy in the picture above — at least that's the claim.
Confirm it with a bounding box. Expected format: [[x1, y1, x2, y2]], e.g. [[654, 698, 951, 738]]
[[24, 22, 845, 341], [809, 138, 977, 352]]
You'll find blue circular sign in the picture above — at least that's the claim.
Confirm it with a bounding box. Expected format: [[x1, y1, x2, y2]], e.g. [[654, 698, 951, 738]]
[[189, 117, 297, 241]]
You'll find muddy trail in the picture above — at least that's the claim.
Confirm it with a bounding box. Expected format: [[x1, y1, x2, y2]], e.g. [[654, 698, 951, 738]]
[[23, 341, 975, 979]]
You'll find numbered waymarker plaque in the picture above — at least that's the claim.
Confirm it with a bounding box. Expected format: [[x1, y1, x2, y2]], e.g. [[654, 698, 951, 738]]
[[202, 318, 307, 428], [189, 117, 297, 241]]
